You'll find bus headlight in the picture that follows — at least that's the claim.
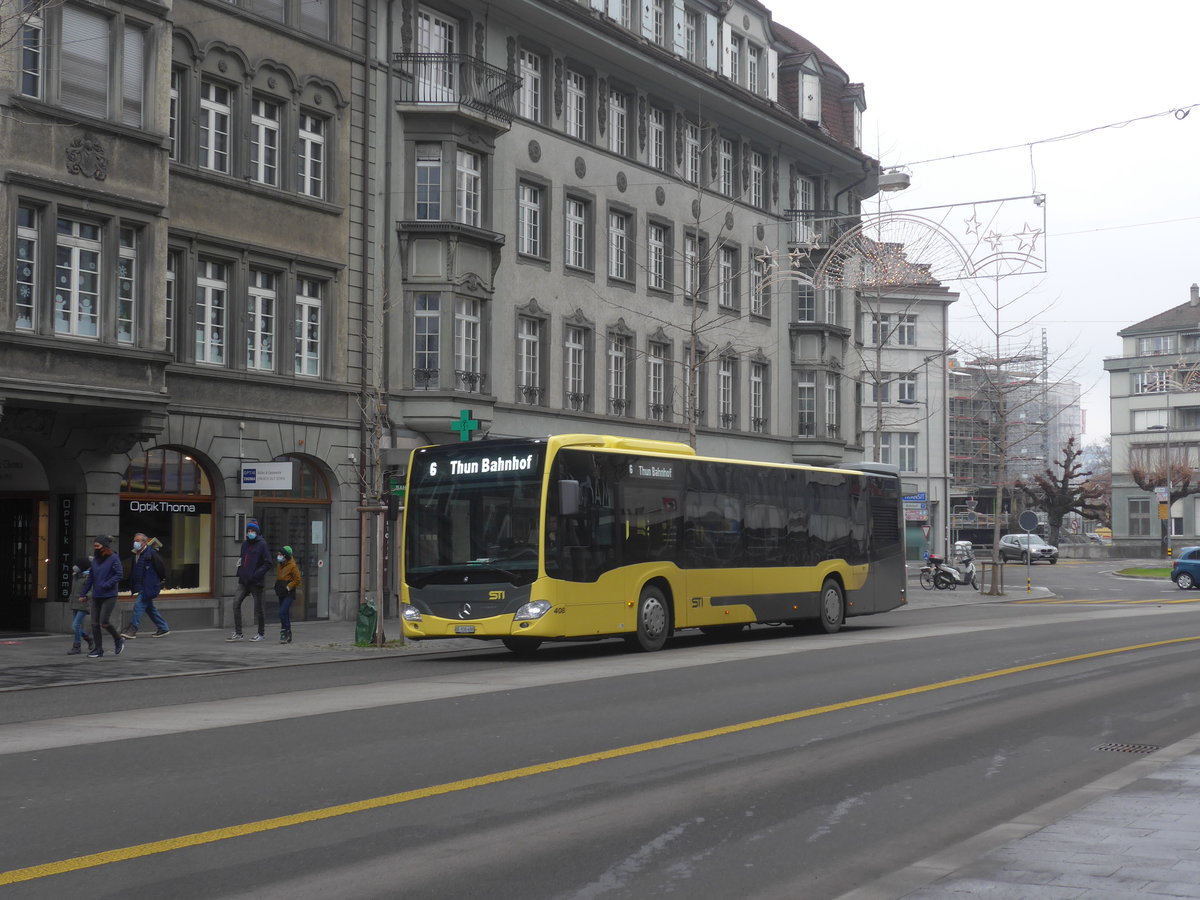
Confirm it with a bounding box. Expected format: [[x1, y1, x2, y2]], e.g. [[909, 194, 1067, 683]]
[[401, 603, 423, 623], [514, 600, 552, 621]]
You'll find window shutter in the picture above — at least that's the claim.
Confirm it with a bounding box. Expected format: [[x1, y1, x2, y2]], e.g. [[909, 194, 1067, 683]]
[[719, 21, 732, 77], [704, 13, 718, 71], [642, 0, 654, 39], [608, 0, 622, 20], [60, 7, 109, 119], [766, 48, 778, 102], [672, 0, 686, 55], [801, 72, 821, 122], [590, 0, 606, 12], [122, 25, 145, 127]]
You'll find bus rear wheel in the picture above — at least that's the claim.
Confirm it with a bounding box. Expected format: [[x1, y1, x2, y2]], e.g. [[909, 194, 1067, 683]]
[[817, 578, 844, 634], [502, 636, 542, 656], [628, 584, 670, 652]]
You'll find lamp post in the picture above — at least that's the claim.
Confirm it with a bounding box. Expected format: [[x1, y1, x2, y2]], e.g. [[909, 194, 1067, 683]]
[[900, 348, 956, 556], [1148, 419, 1173, 558]]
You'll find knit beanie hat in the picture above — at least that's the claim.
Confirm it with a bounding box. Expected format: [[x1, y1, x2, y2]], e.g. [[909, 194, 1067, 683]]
[[93, 534, 113, 549], [282, 545, 293, 557]]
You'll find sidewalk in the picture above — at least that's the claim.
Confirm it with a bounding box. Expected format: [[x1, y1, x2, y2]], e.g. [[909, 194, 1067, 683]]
[[0, 618, 484, 692]]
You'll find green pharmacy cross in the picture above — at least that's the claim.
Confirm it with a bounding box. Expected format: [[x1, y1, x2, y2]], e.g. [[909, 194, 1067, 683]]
[[452, 409, 480, 442]]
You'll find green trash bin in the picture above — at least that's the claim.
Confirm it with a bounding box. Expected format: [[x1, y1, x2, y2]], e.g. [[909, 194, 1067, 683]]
[[355, 602, 377, 643]]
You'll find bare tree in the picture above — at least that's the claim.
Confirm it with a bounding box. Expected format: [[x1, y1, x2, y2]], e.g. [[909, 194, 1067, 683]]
[[1015, 437, 1106, 545]]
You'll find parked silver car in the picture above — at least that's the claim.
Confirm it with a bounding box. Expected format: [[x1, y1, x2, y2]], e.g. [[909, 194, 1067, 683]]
[[998, 533, 1059, 564]]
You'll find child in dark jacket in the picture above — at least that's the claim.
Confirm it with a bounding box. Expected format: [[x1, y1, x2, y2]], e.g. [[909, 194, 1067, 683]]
[[67, 557, 95, 655]]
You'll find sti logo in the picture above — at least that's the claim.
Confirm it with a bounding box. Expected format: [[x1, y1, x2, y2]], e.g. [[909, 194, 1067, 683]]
[[242, 468, 257, 485]]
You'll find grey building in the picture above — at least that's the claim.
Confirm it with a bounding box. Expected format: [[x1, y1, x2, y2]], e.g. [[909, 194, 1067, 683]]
[[1, 0, 883, 633]]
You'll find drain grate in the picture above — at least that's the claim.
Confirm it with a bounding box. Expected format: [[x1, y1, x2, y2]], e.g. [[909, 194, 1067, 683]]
[[1094, 742, 1161, 754]]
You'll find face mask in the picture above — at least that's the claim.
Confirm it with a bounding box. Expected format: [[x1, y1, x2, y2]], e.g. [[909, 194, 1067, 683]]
[[133, 540, 143, 552], [276, 555, 285, 563], [247, 531, 257, 540]]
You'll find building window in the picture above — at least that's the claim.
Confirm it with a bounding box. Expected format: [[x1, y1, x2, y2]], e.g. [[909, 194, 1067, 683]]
[[897, 374, 917, 403], [251, 97, 281, 187], [648, 223, 668, 290], [718, 138, 734, 195], [298, 0, 331, 38], [797, 370, 816, 436], [608, 90, 628, 156], [518, 49, 542, 123], [871, 375, 891, 404], [54, 216, 101, 339], [565, 69, 587, 140], [295, 277, 322, 376], [684, 344, 706, 425], [728, 34, 742, 85], [165, 250, 177, 354], [20, 2, 42, 99], [1128, 497, 1151, 537], [518, 183, 542, 257], [750, 362, 767, 432], [618, 0, 634, 28], [747, 44, 762, 94], [455, 149, 481, 227], [415, 144, 441, 220], [608, 335, 630, 416], [58, 7, 146, 127], [247, 269, 276, 371], [651, 0, 666, 46], [565, 325, 588, 409], [116, 226, 137, 344], [565, 197, 589, 270], [792, 176, 815, 243], [1138, 335, 1176, 356], [718, 246, 737, 309], [749, 151, 764, 208], [750, 255, 767, 316], [1134, 370, 1172, 394], [648, 342, 668, 420], [15, 204, 38, 332], [297, 113, 326, 199], [608, 211, 629, 280], [796, 282, 815, 322], [649, 106, 667, 172], [1132, 409, 1169, 431], [195, 259, 227, 365], [897, 432, 918, 472], [685, 122, 700, 184], [416, 8, 457, 101], [685, 10, 700, 63], [517, 316, 542, 404], [199, 80, 232, 173], [825, 372, 840, 436], [870, 313, 891, 345], [454, 297, 482, 390], [824, 289, 838, 326], [718, 357, 736, 428], [168, 69, 180, 160], [683, 233, 702, 298], [896, 314, 917, 346], [414, 293, 440, 388]]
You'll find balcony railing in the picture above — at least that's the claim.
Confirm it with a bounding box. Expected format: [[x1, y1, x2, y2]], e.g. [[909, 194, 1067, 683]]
[[394, 53, 520, 124], [566, 391, 589, 411], [518, 384, 544, 405], [649, 402, 671, 422], [783, 209, 852, 247], [455, 370, 487, 393], [609, 397, 629, 416], [413, 367, 440, 390]]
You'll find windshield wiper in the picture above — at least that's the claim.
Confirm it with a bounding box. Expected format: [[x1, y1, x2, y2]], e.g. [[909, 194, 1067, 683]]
[[467, 559, 521, 581]]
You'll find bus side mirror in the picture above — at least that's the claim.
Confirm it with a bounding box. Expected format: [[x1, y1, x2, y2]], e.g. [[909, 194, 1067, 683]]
[[559, 480, 580, 517]]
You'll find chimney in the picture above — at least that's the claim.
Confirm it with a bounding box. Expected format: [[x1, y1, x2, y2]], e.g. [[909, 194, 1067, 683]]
[[1192, 283, 1199, 306]]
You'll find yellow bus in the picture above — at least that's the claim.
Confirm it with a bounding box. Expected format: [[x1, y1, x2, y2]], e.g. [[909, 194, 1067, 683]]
[[400, 434, 906, 654]]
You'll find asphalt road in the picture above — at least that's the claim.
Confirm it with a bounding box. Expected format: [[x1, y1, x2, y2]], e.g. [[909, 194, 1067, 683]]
[[3, 560, 1199, 899]]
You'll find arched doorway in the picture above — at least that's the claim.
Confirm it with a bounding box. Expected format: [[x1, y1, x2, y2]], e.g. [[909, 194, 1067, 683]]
[[0, 440, 50, 632], [253, 456, 332, 621]]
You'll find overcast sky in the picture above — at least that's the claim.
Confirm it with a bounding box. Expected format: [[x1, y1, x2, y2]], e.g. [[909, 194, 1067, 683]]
[[777, 0, 1200, 443]]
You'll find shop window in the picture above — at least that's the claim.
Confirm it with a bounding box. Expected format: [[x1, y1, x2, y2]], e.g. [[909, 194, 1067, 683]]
[[120, 448, 214, 594]]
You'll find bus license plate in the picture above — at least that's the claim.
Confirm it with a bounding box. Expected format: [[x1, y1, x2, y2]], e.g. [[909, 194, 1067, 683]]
[[454, 625, 476, 634]]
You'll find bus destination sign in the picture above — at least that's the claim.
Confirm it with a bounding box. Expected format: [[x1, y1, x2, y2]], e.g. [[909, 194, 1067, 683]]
[[633, 461, 674, 479], [433, 453, 537, 477]]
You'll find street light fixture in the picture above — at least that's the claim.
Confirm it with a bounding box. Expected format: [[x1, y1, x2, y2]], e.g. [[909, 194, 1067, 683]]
[[1148, 420, 1173, 557]]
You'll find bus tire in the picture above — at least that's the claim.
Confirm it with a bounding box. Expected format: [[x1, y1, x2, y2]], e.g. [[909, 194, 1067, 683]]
[[629, 584, 670, 652], [817, 578, 844, 634], [502, 637, 542, 656]]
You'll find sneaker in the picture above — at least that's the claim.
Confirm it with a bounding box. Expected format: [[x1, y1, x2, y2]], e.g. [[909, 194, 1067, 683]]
[[250, 633, 265, 642], [115, 636, 126, 656], [120, 629, 137, 639], [227, 632, 244, 642], [285, 631, 292, 644], [87, 649, 103, 658], [153, 629, 170, 637], [67, 644, 81, 655], [279, 631, 287, 644]]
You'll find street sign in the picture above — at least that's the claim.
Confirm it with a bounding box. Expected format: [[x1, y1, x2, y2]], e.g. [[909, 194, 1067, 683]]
[[1018, 510, 1039, 532], [921, 525, 931, 539], [903, 492, 927, 502]]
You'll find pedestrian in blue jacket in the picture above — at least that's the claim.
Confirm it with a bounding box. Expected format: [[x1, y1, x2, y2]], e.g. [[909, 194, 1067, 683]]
[[122, 533, 169, 638], [229, 518, 272, 641], [80, 535, 125, 658]]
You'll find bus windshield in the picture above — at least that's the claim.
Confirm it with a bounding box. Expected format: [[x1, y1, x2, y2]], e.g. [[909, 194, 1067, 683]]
[[404, 443, 546, 587]]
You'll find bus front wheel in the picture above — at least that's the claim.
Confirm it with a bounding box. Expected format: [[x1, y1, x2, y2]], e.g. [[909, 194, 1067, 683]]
[[818, 578, 844, 634], [628, 584, 670, 652], [502, 636, 542, 656]]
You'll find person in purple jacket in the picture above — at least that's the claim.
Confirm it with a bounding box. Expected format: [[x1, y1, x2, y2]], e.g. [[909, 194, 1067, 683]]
[[80, 535, 125, 658], [228, 518, 272, 642]]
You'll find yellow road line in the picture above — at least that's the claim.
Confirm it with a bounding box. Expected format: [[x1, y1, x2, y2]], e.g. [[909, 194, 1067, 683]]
[[6, 635, 1200, 886]]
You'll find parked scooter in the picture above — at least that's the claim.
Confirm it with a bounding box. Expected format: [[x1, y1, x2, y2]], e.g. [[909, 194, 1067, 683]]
[[920, 541, 979, 591]]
